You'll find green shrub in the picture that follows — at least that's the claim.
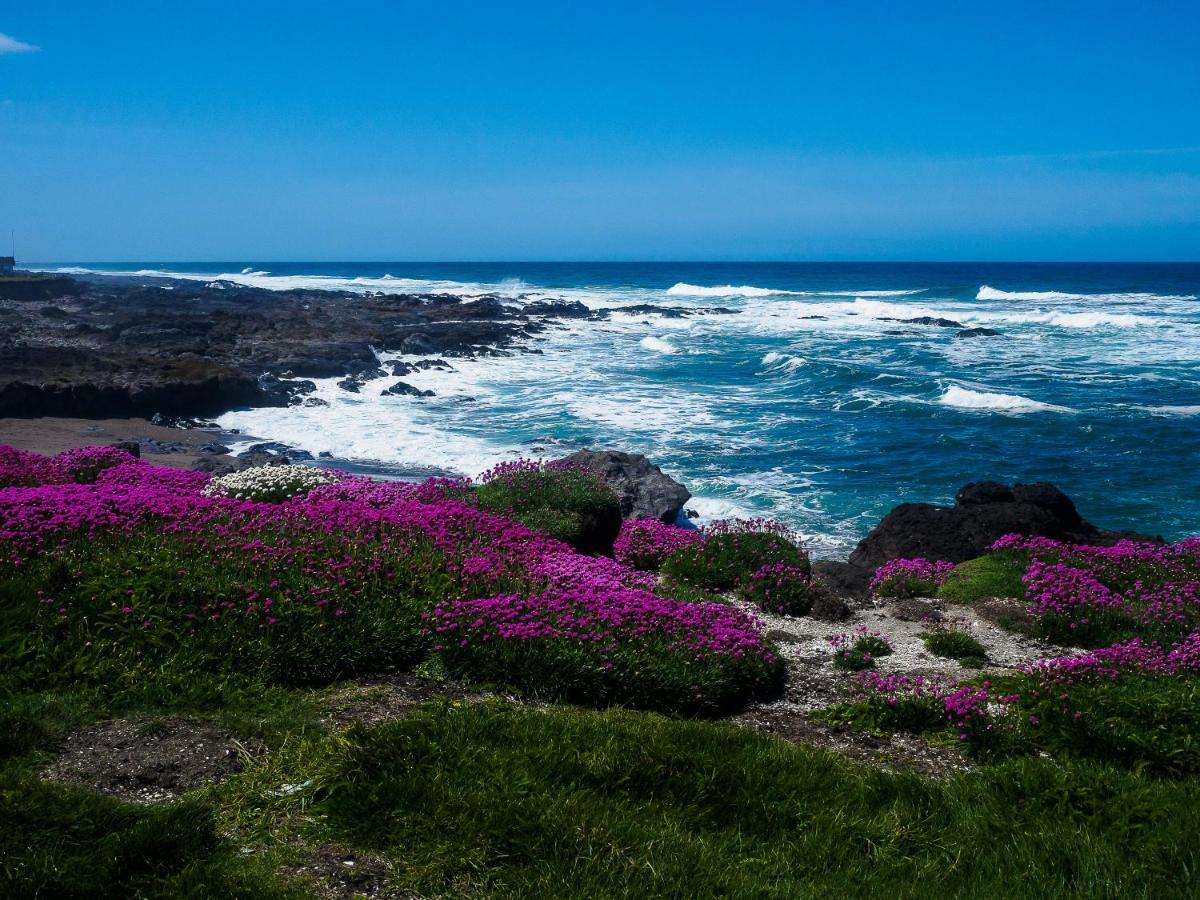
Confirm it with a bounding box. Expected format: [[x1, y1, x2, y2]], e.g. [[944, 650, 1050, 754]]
[[435, 633, 784, 716], [921, 628, 988, 664], [475, 463, 621, 554], [831, 633, 894, 671], [737, 563, 816, 616], [661, 533, 808, 592], [937, 553, 1028, 604]]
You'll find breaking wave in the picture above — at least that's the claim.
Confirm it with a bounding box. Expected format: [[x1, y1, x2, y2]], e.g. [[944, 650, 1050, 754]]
[[937, 385, 1074, 414], [978, 285, 1196, 302]]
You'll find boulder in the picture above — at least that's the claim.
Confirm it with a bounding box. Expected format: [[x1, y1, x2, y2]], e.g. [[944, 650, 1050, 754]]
[[955, 327, 1002, 339], [827, 481, 1161, 598], [381, 380, 435, 397], [558, 449, 691, 522]]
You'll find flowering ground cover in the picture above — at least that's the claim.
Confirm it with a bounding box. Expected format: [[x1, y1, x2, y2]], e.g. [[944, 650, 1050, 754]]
[[825, 536, 1200, 774], [0, 446, 781, 715], [3, 446, 1200, 896]]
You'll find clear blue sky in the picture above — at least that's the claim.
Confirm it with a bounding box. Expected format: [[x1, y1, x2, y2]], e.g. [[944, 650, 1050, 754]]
[[2, 1, 1198, 261]]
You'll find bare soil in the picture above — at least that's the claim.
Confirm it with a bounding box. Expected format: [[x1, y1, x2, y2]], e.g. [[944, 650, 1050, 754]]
[[0, 415, 224, 468], [42, 717, 261, 804]]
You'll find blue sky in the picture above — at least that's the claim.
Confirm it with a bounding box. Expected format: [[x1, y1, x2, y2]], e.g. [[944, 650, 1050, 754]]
[[1, 1, 1198, 261]]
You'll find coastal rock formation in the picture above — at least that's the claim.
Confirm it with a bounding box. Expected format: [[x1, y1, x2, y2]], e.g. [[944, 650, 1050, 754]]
[[559, 449, 691, 522], [955, 327, 1002, 338], [0, 273, 575, 420], [381, 380, 435, 397], [816, 480, 1162, 597]]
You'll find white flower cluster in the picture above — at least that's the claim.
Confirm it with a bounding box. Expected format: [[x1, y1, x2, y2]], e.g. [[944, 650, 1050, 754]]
[[202, 464, 338, 503]]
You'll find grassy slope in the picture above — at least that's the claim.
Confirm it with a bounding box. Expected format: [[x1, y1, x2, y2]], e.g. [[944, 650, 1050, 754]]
[[937, 554, 1027, 603], [5, 681, 1199, 898]]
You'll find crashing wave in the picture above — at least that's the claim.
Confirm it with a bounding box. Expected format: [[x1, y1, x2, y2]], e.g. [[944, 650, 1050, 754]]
[[937, 385, 1074, 414], [978, 285, 1196, 302]]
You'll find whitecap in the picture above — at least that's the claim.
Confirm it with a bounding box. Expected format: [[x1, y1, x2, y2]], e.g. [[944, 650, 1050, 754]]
[[978, 285, 1196, 302], [937, 385, 1074, 414], [640, 335, 679, 354], [760, 351, 806, 373], [667, 282, 923, 299]]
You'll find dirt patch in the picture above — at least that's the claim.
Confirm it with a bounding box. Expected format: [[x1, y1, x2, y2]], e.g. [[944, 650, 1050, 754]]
[[319, 673, 494, 729], [280, 844, 413, 900], [970, 597, 1038, 634], [733, 706, 973, 779], [0, 416, 229, 469], [43, 718, 260, 804]]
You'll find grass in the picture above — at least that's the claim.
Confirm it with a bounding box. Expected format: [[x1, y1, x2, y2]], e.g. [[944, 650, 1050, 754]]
[[921, 628, 988, 665], [1, 772, 304, 899], [4, 460, 1200, 897], [937, 553, 1028, 603], [288, 701, 1198, 898]]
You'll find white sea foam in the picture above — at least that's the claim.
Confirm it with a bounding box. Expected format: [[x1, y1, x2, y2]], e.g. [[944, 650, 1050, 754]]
[[978, 285, 1197, 302], [640, 335, 679, 354], [760, 351, 806, 373], [937, 385, 1074, 414], [667, 282, 923, 298]]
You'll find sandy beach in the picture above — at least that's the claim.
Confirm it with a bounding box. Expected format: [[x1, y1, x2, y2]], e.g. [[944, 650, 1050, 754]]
[[0, 416, 225, 469]]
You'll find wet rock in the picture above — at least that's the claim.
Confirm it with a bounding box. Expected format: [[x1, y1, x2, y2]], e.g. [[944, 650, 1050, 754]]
[[558, 449, 691, 522], [881, 316, 964, 328], [955, 327, 1002, 338], [381, 380, 435, 397], [239, 442, 313, 462], [524, 299, 591, 318], [831, 481, 1160, 597]]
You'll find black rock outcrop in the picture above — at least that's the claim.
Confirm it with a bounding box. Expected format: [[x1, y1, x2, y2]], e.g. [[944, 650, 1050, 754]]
[[558, 449, 691, 522], [816, 481, 1163, 597], [0, 273, 581, 420]]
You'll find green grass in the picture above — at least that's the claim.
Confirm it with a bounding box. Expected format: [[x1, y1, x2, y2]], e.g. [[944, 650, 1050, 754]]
[[937, 553, 1028, 604], [289, 701, 1200, 898], [921, 628, 988, 664], [832, 635, 893, 671], [0, 771, 304, 899]]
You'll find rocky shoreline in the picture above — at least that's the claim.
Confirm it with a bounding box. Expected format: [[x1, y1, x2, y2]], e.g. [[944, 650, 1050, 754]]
[[0, 271, 1162, 590], [0, 271, 596, 419]]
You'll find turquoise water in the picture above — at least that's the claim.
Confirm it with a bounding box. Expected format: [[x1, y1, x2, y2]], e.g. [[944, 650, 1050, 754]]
[[45, 262, 1200, 555]]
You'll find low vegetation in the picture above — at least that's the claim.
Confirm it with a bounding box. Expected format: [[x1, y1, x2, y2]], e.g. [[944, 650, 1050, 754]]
[[660, 518, 809, 591], [2, 446, 1199, 896], [937, 552, 1028, 603]]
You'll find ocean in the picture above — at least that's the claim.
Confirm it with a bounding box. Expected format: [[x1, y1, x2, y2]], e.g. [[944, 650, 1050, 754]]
[[42, 261, 1200, 556]]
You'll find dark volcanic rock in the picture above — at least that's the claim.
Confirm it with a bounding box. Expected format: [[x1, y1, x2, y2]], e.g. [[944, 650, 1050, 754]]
[[881, 316, 964, 329], [559, 449, 691, 522], [829, 481, 1160, 597], [0, 272, 583, 420], [256, 374, 316, 406], [0, 346, 264, 419], [955, 481, 1015, 506], [955, 327, 1002, 338], [388, 359, 452, 377], [240, 442, 314, 462], [381, 380, 435, 397], [524, 299, 591, 318]]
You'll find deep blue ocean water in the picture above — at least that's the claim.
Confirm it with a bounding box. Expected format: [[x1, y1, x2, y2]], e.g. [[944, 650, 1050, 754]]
[[44, 261, 1200, 555]]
